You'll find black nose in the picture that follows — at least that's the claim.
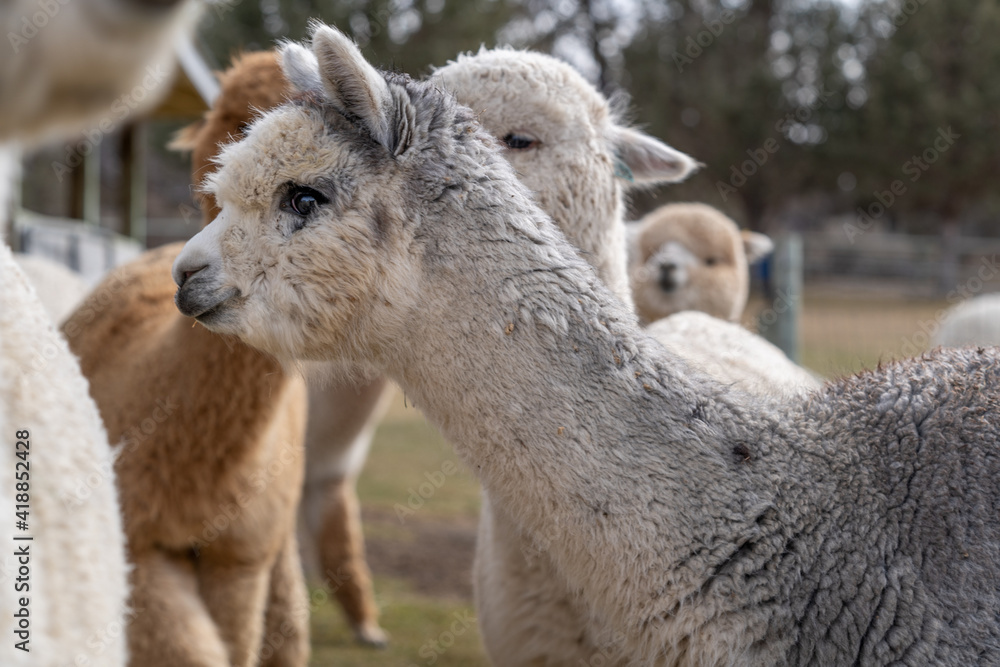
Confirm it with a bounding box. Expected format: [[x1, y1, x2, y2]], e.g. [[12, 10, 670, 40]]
[[659, 265, 677, 291], [177, 266, 207, 289]]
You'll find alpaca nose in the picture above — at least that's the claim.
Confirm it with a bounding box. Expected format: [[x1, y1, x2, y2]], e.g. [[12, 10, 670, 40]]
[[176, 266, 207, 289], [659, 264, 678, 291], [172, 215, 227, 289]]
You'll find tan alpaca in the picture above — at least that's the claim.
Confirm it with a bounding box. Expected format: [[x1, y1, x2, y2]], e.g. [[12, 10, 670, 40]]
[[626, 203, 819, 393], [63, 244, 309, 667], [63, 68, 312, 665], [628, 203, 773, 324], [173, 50, 390, 647]]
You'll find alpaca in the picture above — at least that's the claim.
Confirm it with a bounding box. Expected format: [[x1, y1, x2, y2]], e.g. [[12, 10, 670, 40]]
[[647, 312, 819, 394], [172, 49, 391, 647], [628, 203, 772, 325], [302, 46, 697, 651], [174, 26, 1000, 665], [429, 48, 704, 664], [173, 46, 701, 651], [1, 0, 201, 144], [431, 47, 700, 308], [0, 244, 129, 667], [932, 294, 1000, 347], [0, 2, 201, 664], [62, 244, 310, 667], [624, 204, 818, 394]]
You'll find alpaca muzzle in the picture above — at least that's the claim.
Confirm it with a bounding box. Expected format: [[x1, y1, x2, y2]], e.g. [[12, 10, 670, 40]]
[[174, 270, 239, 321]]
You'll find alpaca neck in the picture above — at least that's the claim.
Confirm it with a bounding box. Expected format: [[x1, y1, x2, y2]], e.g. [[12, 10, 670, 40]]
[[381, 195, 767, 634], [556, 179, 634, 310]]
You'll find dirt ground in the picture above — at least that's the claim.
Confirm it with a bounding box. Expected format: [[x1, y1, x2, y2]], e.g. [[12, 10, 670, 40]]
[[362, 507, 478, 601]]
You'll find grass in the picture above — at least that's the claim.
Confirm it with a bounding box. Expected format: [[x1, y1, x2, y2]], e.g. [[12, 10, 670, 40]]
[[355, 406, 482, 521], [310, 398, 488, 666], [310, 577, 483, 667], [310, 286, 950, 665], [748, 288, 949, 378]]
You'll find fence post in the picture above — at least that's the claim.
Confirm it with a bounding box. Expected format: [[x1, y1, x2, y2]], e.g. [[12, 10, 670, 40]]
[[759, 232, 803, 362]]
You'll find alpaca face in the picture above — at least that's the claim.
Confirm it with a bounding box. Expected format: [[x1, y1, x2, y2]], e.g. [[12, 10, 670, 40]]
[[431, 51, 618, 251], [629, 204, 772, 324], [172, 24, 508, 362], [172, 100, 416, 361], [432, 50, 698, 250]]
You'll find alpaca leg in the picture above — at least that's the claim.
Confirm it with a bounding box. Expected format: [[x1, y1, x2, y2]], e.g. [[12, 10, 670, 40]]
[[319, 478, 388, 647], [128, 550, 229, 667], [260, 532, 311, 667], [197, 555, 273, 667]]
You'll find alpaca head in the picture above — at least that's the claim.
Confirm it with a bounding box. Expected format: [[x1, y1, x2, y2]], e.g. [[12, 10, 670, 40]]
[[628, 203, 772, 324], [430, 49, 699, 256], [171, 23, 529, 362], [171, 51, 290, 225]]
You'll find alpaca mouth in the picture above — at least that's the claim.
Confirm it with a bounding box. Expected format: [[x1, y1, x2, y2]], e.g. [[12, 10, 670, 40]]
[[658, 271, 678, 292], [175, 284, 240, 321]]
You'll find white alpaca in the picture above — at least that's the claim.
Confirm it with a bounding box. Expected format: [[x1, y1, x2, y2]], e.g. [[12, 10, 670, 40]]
[[298, 45, 700, 651], [172, 26, 1000, 665], [648, 312, 819, 395], [430, 48, 702, 664], [0, 244, 129, 667], [932, 294, 1000, 347], [0, 2, 201, 664], [12, 255, 91, 324]]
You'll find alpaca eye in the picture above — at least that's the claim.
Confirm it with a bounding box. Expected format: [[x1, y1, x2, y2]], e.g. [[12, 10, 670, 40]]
[[502, 133, 539, 150], [281, 186, 328, 218], [705, 257, 718, 266]]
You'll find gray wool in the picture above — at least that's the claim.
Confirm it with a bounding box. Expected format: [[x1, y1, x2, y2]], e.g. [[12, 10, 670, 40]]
[[174, 24, 1000, 666]]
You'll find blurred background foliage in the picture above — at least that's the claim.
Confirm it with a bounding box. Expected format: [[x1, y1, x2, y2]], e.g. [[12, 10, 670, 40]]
[[190, 0, 1000, 235]]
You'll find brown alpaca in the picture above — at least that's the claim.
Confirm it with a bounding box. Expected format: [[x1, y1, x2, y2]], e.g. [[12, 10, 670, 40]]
[[62, 54, 310, 667], [172, 49, 389, 646]]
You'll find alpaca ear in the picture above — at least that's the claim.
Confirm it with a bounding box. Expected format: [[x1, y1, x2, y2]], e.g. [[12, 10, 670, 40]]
[[309, 23, 397, 151], [279, 40, 323, 96], [741, 230, 774, 264], [611, 126, 701, 185]]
